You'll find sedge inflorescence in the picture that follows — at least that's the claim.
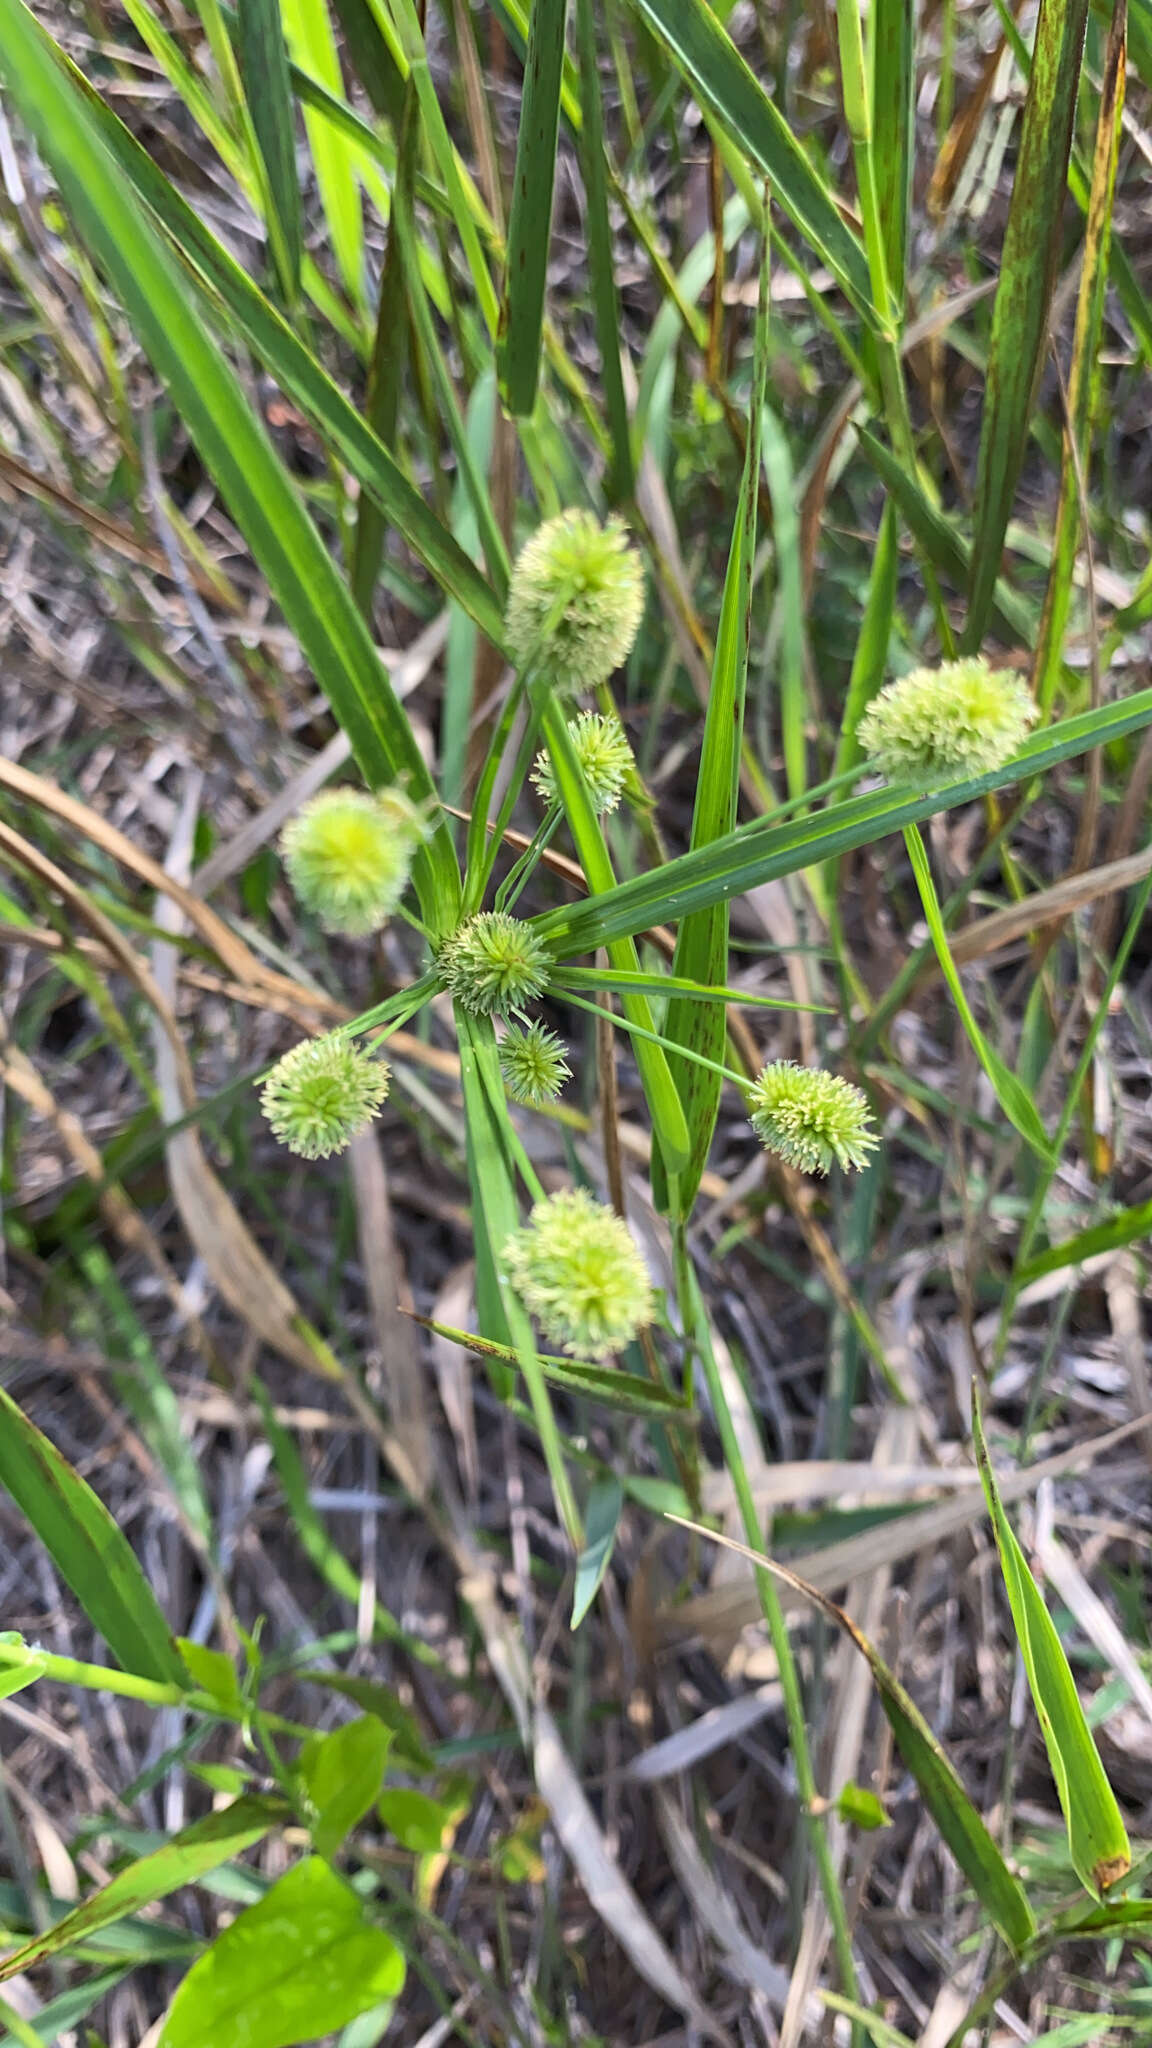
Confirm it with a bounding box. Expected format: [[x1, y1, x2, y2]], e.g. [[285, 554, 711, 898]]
[[747, 1062, 878, 1176], [502, 1188, 653, 1358], [280, 786, 425, 936], [858, 657, 1037, 785], [440, 911, 552, 1018], [531, 710, 634, 814], [260, 1034, 390, 1159], [499, 1023, 571, 1107], [504, 510, 645, 694]]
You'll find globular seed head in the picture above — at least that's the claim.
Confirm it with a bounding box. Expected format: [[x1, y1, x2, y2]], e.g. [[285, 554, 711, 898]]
[[498, 1022, 572, 1107], [857, 658, 1037, 785], [747, 1061, 878, 1176], [280, 786, 425, 936], [502, 1187, 653, 1359], [260, 1033, 391, 1159], [439, 911, 552, 1018], [505, 510, 645, 695], [531, 711, 634, 814]]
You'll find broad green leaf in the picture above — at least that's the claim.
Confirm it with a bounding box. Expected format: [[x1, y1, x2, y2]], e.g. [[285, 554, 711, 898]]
[[836, 1782, 890, 1831], [297, 1674, 432, 1770], [235, 0, 302, 298], [0, 1383, 187, 1687], [904, 823, 1053, 1160], [178, 1642, 242, 1713], [531, 683, 1152, 957], [0, 1798, 286, 1984], [668, 1517, 1037, 1952], [417, 1315, 693, 1420], [377, 1787, 455, 1853], [963, 0, 1091, 649], [572, 1476, 623, 1628], [498, 0, 568, 414], [658, 249, 767, 1215], [280, 0, 363, 303], [973, 1392, 1130, 1897], [159, 1857, 405, 2048], [0, 1, 463, 926], [300, 1717, 391, 1859], [627, 0, 877, 325]]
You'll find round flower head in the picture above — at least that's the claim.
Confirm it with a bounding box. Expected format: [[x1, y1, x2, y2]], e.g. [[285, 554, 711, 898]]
[[858, 658, 1037, 785], [440, 911, 551, 1018], [280, 786, 425, 935], [499, 1022, 571, 1107], [531, 711, 634, 814], [502, 1188, 653, 1358], [505, 510, 645, 694], [747, 1062, 878, 1176], [260, 1034, 390, 1159]]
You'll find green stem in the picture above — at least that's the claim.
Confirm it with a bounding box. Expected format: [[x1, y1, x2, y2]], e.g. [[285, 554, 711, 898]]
[[0, 1642, 310, 1738]]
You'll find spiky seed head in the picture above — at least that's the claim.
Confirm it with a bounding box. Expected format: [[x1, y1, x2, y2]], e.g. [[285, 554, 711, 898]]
[[505, 510, 645, 694], [499, 1023, 572, 1107], [260, 1034, 390, 1158], [747, 1062, 878, 1176], [280, 786, 425, 935], [502, 1188, 653, 1358], [857, 658, 1037, 785], [440, 911, 552, 1018], [531, 711, 634, 814]]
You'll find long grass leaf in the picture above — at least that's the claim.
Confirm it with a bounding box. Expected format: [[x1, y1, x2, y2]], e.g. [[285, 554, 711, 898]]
[[972, 1392, 1131, 1897], [0, 1, 460, 929], [532, 685, 1152, 956], [0, 1384, 188, 1687], [870, 0, 914, 304], [628, 0, 877, 325], [963, 0, 1091, 650], [498, 0, 569, 415], [235, 0, 303, 298], [574, 0, 634, 500], [280, 0, 364, 304]]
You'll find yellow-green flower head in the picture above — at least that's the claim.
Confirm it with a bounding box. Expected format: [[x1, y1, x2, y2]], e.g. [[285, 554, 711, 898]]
[[440, 911, 551, 1018], [499, 1022, 571, 1107], [260, 1034, 390, 1158], [858, 658, 1037, 784], [505, 510, 645, 694], [280, 786, 425, 936], [531, 711, 634, 813], [502, 1188, 653, 1358], [747, 1062, 878, 1175]]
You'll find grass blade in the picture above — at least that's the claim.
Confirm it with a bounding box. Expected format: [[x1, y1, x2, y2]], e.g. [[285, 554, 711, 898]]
[[415, 1317, 692, 1419], [0, 1383, 188, 1687], [0, 0, 461, 929], [1017, 1195, 1152, 1283], [668, 1513, 1037, 1953], [870, 0, 914, 304], [972, 1390, 1131, 1897], [628, 0, 877, 327], [574, 0, 634, 500], [659, 246, 768, 1213], [280, 0, 364, 305], [572, 1476, 623, 1628], [963, 0, 1091, 651], [497, 0, 569, 415], [532, 684, 1152, 957], [235, 0, 303, 299], [0, 1798, 287, 1984]]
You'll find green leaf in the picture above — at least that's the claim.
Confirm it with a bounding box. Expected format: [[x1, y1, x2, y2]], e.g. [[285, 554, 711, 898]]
[[972, 1391, 1131, 1898], [1018, 1195, 1152, 1285], [279, 0, 363, 304], [869, 0, 914, 303], [835, 1782, 890, 1831], [377, 1787, 455, 1853], [0, 1383, 187, 1687], [903, 823, 1053, 1160], [531, 684, 1152, 957], [572, 1476, 623, 1628], [0, 1798, 286, 1984], [0, 1, 462, 927], [498, 0, 569, 414], [416, 1314, 693, 1420], [159, 1857, 405, 2047], [573, 0, 633, 499], [963, 0, 1091, 650], [235, 0, 302, 298], [659, 246, 768, 1215], [627, 0, 877, 325], [178, 1642, 242, 1713], [300, 1717, 391, 1859], [297, 1674, 432, 1771]]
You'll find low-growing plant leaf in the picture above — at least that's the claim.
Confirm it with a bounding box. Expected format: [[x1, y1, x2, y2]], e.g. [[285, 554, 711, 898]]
[[0, 1798, 287, 1984], [972, 1391, 1131, 1897], [572, 1475, 623, 1628], [300, 1717, 391, 1859], [666, 1515, 1036, 1952], [1017, 1195, 1152, 1284], [159, 1857, 405, 2047], [297, 1675, 432, 1771], [0, 1383, 187, 1687], [378, 1787, 455, 1853], [413, 1314, 693, 1419]]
